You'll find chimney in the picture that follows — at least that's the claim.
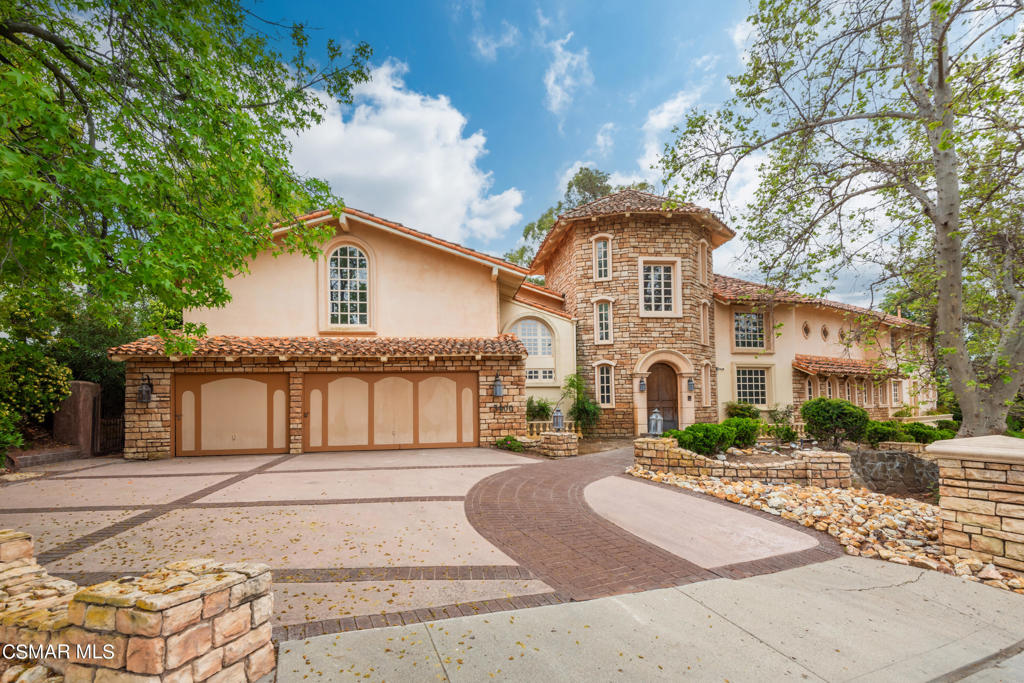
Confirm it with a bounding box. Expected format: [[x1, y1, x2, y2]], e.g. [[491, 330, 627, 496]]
[[896, 305, 902, 318]]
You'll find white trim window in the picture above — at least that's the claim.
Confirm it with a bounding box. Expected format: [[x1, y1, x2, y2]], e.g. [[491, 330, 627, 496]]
[[844, 380, 852, 402], [328, 245, 369, 326], [736, 367, 768, 405], [526, 369, 555, 382], [595, 301, 612, 344], [891, 380, 902, 405], [510, 319, 553, 357], [597, 364, 614, 407], [734, 312, 765, 348], [594, 238, 611, 280], [642, 263, 674, 312], [807, 378, 815, 400], [826, 379, 834, 399]]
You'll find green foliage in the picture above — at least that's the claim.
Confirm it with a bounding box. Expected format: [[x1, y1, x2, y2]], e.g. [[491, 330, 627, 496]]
[[0, 1, 372, 350], [864, 421, 904, 448], [724, 401, 761, 419], [495, 435, 525, 453], [561, 373, 600, 435], [768, 423, 799, 443], [0, 406, 24, 467], [721, 417, 761, 448], [902, 422, 952, 445], [668, 423, 738, 456], [0, 340, 72, 424], [526, 397, 554, 422], [800, 398, 868, 449], [892, 407, 913, 418], [936, 419, 960, 432]]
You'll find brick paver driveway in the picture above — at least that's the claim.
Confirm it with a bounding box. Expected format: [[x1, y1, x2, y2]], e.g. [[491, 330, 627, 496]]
[[1, 447, 833, 642]]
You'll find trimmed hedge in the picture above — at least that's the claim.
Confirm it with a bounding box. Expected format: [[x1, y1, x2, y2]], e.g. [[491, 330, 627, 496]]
[[721, 417, 761, 448], [664, 423, 737, 456], [863, 420, 957, 447]]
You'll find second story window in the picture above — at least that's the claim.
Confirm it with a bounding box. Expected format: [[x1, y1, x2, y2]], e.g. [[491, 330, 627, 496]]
[[734, 312, 765, 348], [510, 319, 553, 357], [596, 301, 612, 344], [892, 380, 902, 404], [328, 246, 369, 326], [597, 364, 614, 406], [594, 239, 610, 279], [642, 263, 674, 312]]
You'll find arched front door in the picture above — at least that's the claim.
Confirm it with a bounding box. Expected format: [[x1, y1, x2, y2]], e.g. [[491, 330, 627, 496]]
[[647, 363, 678, 431]]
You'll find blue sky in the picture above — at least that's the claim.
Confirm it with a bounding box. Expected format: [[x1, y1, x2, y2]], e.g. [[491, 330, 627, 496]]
[[250, 0, 756, 273]]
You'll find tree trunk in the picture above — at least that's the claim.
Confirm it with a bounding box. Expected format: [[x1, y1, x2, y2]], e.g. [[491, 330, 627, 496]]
[[958, 395, 1012, 437]]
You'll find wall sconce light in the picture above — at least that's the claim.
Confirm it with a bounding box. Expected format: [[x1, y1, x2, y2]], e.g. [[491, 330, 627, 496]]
[[552, 407, 564, 432], [493, 377, 505, 397], [137, 375, 154, 404], [687, 378, 695, 392], [638, 378, 647, 392]]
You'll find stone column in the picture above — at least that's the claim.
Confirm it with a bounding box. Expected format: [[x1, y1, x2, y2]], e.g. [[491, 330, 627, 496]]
[[927, 436, 1024, 572], [288, 372, 304, 455]]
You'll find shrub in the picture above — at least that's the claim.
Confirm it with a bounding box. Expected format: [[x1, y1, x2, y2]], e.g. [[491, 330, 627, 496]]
[[0, 406, 23, 468], [903, 422, 948, 444], [724, 401, 761, 419], [892, 406, 913, 418], [722, 417, 760, 448], [669, 423, 737, 456], [526, 396, 554, 422], [936, 429, 956, 441], [562, 373, 601, 435], [864, 420, 904, 448], [800, 398, 868, 449], [767, 423, 798, 443], [495, 435, 525, 452], [936, 419, 960, 432], [0, 340, 71, 424]]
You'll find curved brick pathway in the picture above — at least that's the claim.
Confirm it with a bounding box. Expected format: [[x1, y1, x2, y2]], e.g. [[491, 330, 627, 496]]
[[465, 448, 840, 601]]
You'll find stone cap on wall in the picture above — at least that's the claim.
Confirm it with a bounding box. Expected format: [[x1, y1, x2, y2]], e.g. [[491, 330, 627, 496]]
[[925, 435, 1024, 464]]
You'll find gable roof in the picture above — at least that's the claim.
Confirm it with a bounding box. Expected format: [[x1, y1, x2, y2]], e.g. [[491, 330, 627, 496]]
[[276, 207, 529, 277], [713, 274, 924, 330], [531, 189, 735, 271]]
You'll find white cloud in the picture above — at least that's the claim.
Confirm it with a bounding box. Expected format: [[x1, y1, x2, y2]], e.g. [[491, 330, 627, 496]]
[[636, 87, 705, 181], [542, 31, 593, 122], [473, 20, 520, 60], [693, 54, 720, 72], [593, 122, 615, 156], [729, 20, 754, 62], [289, 60, 522, 243]]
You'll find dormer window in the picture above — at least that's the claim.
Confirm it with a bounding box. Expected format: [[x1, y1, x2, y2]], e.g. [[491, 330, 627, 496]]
[[328, 245, 369, 326]]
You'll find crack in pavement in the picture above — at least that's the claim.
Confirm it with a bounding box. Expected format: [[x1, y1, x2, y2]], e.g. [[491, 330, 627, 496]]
[[423, 623, 452, 682], [835, 570, 927, 591]]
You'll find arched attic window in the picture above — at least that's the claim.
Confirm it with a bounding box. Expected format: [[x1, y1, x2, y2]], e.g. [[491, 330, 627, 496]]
[[328, 245, 369, 326], [510, 318, 553, 357]]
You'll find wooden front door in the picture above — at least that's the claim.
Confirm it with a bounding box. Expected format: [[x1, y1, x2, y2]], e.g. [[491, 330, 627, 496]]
[[647, 363, 678, 431]]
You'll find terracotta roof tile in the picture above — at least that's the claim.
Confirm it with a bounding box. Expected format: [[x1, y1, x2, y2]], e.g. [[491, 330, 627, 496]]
[[714, 274, 924, 329], [109, 334, 527, 359], [792, 354, 899, 378]]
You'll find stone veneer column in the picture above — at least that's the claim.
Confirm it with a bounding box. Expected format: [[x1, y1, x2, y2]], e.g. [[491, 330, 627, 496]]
[[928, 436, 1024, 572], [288, 372, 304, 455]]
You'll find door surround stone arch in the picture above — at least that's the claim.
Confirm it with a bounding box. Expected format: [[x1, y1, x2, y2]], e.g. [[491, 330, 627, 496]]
[[633, 349, 696, 434]]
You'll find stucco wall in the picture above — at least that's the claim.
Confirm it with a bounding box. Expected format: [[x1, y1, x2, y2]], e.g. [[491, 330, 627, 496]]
[[185, 219, 502, 338], [499, 299, 576, 405]]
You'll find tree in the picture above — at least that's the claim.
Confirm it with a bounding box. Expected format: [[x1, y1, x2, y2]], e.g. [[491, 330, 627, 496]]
[[0, 1, 372, 351], [503, 167, 653, 266], [662, 0, 1024, 436]]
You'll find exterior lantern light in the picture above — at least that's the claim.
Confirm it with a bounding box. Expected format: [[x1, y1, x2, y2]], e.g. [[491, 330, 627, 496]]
[[648, 408, 664, 435], [552, 407, 565, 432], [137, 375, 154, 404], [638, 377, 647, 392], [493, 377, 505, 397], [687, 377, 695, 392]]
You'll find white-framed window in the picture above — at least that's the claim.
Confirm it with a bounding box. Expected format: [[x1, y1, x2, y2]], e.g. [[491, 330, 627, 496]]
[[595, 301, 612, 344], [806, 378, 815, 400], [526, 369, 555, 382], [826, 379, 834, 399], [736, 368, 768, 405], [594, 238, 610, 280], [878, 382, 888, 406], [510, 319, 553, 357], [642, 263, 674, 312], [844, 380, 852, 402], [734, 312, 765, 348], [700, 302, 710, 345], [328, 245, 369, 326], [597, 364, 614, 407], [892, 380, 902, 405], [701, 363, 712, 407]]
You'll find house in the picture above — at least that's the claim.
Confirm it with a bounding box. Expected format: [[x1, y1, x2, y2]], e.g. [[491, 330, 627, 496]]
[[109, 190, 934, 458]]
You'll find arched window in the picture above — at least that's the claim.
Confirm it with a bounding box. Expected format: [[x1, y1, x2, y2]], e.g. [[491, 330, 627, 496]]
[[700, 302, 710, 345], [510, 319, 553, 357], [328, 245, 369, 326], [807, 378, 815, 400]]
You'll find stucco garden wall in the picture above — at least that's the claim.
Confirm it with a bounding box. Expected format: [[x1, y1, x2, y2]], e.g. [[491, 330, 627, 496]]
[[634, 438, 852, 488], [123, 356, 525, 460]]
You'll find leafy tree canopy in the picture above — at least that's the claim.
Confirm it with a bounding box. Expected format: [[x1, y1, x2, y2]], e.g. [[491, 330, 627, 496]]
[[661, 0, 1024, 436], [0, 0, 372, 352]]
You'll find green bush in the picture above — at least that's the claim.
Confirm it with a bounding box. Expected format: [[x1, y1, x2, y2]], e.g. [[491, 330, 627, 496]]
[[724, 401, 761, 419], [495, 435, 525, 452], [864, 421, 904, 448], [722, 417, 760, 448], [936, 419, 960, 432], [0, 406, 24, 468], [767, 423, 798, 443], [800, 398, 868, 449], [0, 340, 72, 424], [903, 422, 951, 444], [526, 396, 554, 421], [562, 373, 601, 435], [668, 423, 737, 456], [936, 429, 956, 441]]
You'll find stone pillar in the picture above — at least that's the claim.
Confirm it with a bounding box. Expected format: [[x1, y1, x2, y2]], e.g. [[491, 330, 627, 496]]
[[53, 381, 101, 457], [928, 436, 1024, 572], [538, 431, 579, 458], [288, 372, 304, 455]]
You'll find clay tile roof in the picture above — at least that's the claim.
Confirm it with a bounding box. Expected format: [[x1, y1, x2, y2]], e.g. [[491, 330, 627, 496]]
[[109, 334, 527, 359], [511, 294, 573, 320], [792, 354, 899, 378], [714, 274, 925, 329]]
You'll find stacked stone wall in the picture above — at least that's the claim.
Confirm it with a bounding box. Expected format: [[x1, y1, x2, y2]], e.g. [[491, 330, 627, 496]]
[[535, 432, 579, 458]]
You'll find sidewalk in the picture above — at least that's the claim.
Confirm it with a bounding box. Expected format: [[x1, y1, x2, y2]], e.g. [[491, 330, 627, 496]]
[[277, 555, 1024, 682]]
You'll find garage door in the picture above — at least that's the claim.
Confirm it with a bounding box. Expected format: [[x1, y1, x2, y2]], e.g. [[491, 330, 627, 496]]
[[303, 372, 478, 451], [174, 374, 289, 456]]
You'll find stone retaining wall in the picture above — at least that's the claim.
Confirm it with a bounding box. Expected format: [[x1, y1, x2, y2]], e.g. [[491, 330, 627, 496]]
[[0, 530, 274, 682], [850, 450, 938, 494], [634, 438, 852, 488], [535, 432, 579, 458], [928, 436, 1024, 573], [878, 441, 926, 454]]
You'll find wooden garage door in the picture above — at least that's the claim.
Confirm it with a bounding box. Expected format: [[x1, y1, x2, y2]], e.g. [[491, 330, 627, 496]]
[[303, 372, 478, 451], [174, 374, 289, 456]]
